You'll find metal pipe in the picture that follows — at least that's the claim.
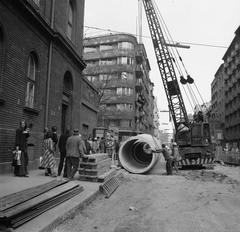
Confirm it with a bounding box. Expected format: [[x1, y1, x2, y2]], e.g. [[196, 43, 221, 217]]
[[119, 134, 161, 174]]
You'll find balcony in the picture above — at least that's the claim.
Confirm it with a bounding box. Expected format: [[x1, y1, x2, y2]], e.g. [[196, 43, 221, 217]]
[[135, 51, 143, 63], [135, 82, 143, 91], [135, 65, 143, 76]]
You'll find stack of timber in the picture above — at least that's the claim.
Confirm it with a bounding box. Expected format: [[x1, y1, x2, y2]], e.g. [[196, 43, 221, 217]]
[[0, 179, 83, 229], [79, 153, 117, 182]]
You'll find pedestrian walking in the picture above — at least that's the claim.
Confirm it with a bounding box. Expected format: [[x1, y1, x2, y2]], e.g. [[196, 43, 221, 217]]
[[99, 137, 105, 153], [96, 137, 100, 153], [51, 126, 58, 152], [79, 134, 87, 154], [14, 119, 30, 177], [40, 131, 57, 177], [88, 137, 93, 151], [105, 134, 114, 158], [92, 137, 98, 154], [159, 143, 173, 175], [57, 128, 71, 177], [66, 129, 86, 181], [172, 142, 180, 174], [84, 139, 91, 155]]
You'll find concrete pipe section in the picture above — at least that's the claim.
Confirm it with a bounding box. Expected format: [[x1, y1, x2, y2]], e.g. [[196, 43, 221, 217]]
[[119, 134, 161, 174]]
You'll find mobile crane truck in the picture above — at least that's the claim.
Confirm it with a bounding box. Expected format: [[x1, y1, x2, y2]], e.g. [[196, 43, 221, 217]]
[[142, 0, 215, 169]]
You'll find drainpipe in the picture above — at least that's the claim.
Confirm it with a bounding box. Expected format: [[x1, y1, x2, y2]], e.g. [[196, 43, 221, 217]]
[[44, 0, 55, 129]]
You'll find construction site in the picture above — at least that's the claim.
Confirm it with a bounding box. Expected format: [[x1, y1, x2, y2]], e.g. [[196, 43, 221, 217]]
[[0, 0, 240, 231]]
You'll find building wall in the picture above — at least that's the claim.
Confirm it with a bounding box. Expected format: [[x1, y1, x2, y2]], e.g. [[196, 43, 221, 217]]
[[222, 34, 240, 145], [211, 64, 225, 144], [0, 0, 98, 174]]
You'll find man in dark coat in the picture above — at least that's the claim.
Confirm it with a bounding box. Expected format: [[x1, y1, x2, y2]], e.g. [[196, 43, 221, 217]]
[[66, 129, 86, 180], [57, 128, 71, 177]]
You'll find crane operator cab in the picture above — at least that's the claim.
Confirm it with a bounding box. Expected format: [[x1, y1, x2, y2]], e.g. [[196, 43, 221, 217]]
[[191, 122, 211, 147]]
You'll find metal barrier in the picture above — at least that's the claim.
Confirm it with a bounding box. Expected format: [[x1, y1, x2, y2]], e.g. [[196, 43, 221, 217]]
[[215, 146, 240, 165]]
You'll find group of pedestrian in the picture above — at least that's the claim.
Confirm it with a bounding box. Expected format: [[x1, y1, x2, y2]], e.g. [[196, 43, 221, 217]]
[[12, 121, 116, 180], [41, 127, 86, 181], [158, 142, 180, 175], [84, 137, 103, 155]]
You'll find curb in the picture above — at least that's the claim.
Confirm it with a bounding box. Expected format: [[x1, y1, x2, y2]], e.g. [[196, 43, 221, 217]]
[[39, 188, 100, 232]]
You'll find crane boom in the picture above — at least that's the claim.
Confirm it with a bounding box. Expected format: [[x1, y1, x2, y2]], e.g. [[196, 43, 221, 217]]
[[142, 0, 189, 141]]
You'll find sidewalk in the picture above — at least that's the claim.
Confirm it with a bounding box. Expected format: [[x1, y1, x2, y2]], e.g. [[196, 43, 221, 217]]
[[0, 169, 108, 232]]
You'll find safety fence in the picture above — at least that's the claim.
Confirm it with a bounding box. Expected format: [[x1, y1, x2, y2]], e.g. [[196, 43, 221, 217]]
[[215, 146, 240, 165]]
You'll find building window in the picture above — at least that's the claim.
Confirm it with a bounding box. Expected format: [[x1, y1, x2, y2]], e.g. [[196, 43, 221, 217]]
[[117, 57, 133, 65], [116, 87, 133, 96], [118, 72, 133, 81], [86, 75, 97, 83], [118, 42, 134, 50], [100, 44, 113, 51], [25, 53, 37, 108], [116, 103, 133, 112], [99, 58, 116, 65], [67, 1, 73, 40], [84, 46, 97, 53], [120, 120, 132, 127]]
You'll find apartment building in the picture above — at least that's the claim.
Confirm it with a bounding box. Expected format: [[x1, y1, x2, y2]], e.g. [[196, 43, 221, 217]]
[[0, 0, 98, 174], [222, 26, 240, 146], [83, 33, 157, 143], [211, 64, 225, 144]]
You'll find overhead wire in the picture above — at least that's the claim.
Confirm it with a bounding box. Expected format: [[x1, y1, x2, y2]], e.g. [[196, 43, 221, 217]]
[[84, 26, 228, 49]]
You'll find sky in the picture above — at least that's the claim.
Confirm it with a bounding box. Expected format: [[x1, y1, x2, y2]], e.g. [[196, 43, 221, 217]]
[[84, 0, 240, 118]]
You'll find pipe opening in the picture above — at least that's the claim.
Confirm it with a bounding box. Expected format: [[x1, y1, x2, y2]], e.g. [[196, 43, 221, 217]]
[[119, 134, 161, 174]]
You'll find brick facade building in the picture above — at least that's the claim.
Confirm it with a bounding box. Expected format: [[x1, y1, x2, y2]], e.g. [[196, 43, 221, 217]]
[[0, 0, 98, 174]]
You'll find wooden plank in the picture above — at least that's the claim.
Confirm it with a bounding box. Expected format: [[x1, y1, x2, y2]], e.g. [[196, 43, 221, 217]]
[[11, 187, 84, 228], [0, 179, 68, 212], [98, 169, 117, 182], [3, 182, 80, 218], [84, 158, 111, 170], [85, 153, 109, 163]]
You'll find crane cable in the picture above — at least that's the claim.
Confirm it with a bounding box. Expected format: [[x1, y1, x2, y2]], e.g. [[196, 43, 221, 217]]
[[152, 0, 205, 112]]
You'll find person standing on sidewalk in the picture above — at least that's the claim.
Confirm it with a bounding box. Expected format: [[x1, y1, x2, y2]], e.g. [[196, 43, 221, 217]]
[[57, 128, 71, 177], [14, 119, 30, 177], [66, 129, 86, 181], [40, 131, 57, 177], [51, 126, 58, 153], [92, 137, 98, 154], [172, 142, 180, 174]]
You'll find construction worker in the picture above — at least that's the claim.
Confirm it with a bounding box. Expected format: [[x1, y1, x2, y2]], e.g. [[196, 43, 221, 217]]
[[154, 143, 173, 175], [171, 142, 180, 174]]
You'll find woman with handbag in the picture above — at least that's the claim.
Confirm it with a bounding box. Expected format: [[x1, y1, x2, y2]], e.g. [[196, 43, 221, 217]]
[[14, 119, 30, 177], [40, 131, 57, 177]]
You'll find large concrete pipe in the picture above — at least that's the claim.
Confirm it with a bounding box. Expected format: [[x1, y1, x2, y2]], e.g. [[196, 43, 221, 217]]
[[119, 134, 161, 174]]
